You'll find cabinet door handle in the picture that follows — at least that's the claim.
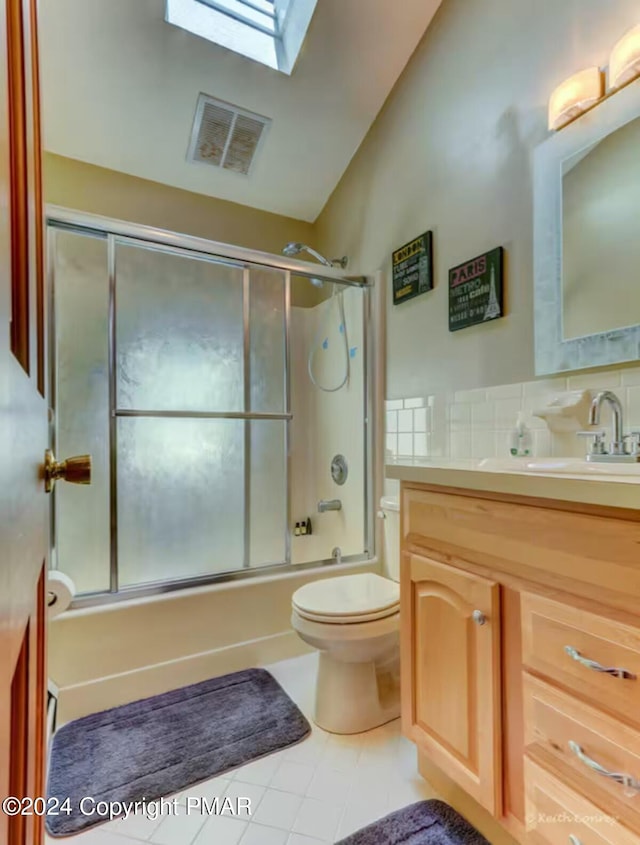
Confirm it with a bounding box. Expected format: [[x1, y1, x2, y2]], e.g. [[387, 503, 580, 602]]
[[569, 836, 583, 845], [564, 646, 636, 680], [472, 610, 486, 626], [568, 740, 640, 791]]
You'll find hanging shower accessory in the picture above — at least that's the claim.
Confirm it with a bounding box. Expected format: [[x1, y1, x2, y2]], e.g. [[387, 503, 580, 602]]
[[282, 243, 351, 393]]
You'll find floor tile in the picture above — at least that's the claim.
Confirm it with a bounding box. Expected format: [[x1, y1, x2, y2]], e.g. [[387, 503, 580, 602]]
[[174, 775, 231, 804], [252, 788, 302, 830], [287, 834, 330, 845], [231, 752, 283, 786], [67, 829, 148, 845], [222, 781, 267, 818], [269, 759, 315, 795], [240, 822, 289, 844], [292, 797, 343, 841], [337, 799, 388, 840], [103, 807, 164, 840], [192, 814, 247, 845], [306, 764, 354, 802], [347, 763, 389, 805], [150, 804, 207, 845], [283, 731, 328, 765]]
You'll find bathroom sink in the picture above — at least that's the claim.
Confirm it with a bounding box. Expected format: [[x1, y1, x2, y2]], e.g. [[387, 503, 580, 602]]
[[478, 456, 640, 477]]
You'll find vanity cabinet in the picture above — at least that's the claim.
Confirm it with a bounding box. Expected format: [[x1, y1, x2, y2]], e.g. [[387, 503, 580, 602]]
[[399, 481, 640, 845], [401, 552, 501, 814]]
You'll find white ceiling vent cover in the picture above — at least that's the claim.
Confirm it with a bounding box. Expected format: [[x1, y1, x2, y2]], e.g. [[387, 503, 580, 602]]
[[187, 94, 271, 176]]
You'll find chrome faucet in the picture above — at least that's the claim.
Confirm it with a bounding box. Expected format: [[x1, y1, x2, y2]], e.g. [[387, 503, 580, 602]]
[[588, 390, 625, 455], [578, 390, 640, 462], [318, 499, 342, 512]]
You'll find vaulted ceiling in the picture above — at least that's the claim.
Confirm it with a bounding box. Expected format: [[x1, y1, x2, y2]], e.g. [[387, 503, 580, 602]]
[[40, 0, 442, 221]]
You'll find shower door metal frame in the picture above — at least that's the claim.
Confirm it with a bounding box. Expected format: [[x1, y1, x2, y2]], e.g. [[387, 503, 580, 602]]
[[46, 206, 376, 607]]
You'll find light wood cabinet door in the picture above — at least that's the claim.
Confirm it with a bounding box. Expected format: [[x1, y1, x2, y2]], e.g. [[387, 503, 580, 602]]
[[401, 553, 502, 815]]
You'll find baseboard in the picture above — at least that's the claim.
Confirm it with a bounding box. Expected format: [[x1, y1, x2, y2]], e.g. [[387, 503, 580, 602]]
[[56, 630, 312, 724]]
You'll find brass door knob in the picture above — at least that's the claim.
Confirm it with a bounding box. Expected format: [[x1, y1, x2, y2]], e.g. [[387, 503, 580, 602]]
[[44, 449, 92, 493]]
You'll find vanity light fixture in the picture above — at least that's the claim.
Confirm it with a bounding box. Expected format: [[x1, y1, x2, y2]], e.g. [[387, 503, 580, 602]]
[[548, 67, 604, 131], [609, 23, 640, 90]]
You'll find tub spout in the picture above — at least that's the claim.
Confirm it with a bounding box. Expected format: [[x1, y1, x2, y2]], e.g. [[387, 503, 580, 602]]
[[318, 499, 342, 512]]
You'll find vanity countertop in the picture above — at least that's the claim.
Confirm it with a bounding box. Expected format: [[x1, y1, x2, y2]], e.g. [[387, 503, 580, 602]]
[[386, 457, 640, 510]]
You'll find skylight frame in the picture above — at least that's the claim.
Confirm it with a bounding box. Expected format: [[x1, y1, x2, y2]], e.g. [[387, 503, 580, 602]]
[[196, 0, 278, 38], [166, 0, 317, 75]]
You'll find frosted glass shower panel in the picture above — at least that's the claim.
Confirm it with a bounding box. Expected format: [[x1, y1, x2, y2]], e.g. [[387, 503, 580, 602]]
[[117, 417, 244, 586], [115, 243, 244, 411], [250, 420, 286, 566], [249, 267, 286, 412], [54, 230, 110, 594]]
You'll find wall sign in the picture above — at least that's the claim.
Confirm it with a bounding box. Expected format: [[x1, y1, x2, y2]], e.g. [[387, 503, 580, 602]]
[[449, 247, 504, 331], [392, 231, 433, 305]]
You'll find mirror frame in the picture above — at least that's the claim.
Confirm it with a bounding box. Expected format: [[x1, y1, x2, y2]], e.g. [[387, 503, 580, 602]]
[[533, 76, 640, 375]]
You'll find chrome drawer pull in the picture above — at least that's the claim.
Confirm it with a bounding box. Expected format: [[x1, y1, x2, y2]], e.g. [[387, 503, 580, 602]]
[[568, 740, 640, 791], [564, 646, 636, 680], [569, 836, 583, 845]]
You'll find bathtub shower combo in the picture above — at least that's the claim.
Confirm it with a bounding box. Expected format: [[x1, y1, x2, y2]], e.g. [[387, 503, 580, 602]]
[[47, 210, 375, 606]]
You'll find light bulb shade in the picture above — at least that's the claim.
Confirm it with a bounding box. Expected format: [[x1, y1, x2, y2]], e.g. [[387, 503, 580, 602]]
[[548, 67, 603, 131], [609, 23, 640, 90]]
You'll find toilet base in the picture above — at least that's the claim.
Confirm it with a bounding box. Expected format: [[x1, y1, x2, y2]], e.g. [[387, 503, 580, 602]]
[[313, 650, 400, 734]]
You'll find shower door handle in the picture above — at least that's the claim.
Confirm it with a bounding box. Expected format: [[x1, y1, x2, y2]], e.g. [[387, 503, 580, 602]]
[[44, 449, 92, 493]]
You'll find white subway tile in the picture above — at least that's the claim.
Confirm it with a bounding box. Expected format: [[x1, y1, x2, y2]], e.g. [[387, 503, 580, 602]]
[[413, 408, 427, 433], [622, 367, 640, 387], [385, 434, 397, 456], [449, 431, 471, 459], [448, 403, 471, 426], [397, 409, 413, 433], [522, 377, 568, 396], [385, 410, 397, 433], [470, 402, 494, 428], [404, 397, 426, 408], [385, 399, 403, 411], [397, 434, 413, 456], [494, 430, 512, 457], [453, 388, 487, 404], [486, 382, 523, 400], [626, 386, 640, 427], [494, 397, 523, 428], [471, 430, 496, 459], [413, 433, 428, 457], [533, 430, 551, 457], [567, 371, 621, 390]]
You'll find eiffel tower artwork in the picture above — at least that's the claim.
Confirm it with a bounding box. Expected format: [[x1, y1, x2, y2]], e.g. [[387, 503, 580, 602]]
[[483, 262, 501, 321]]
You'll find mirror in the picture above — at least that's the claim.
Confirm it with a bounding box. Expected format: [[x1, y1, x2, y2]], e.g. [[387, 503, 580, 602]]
[[534, 78, 640, 374]]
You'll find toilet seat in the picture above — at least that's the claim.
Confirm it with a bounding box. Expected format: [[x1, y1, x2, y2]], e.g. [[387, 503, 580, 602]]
[[292, 573, 399, 624]]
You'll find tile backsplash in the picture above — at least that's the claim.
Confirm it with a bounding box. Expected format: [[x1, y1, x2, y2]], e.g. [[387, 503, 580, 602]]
[[385, 365, 640, 461]]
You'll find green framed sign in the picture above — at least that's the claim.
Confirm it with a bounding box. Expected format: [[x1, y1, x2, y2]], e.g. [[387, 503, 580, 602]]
[[392, 231, 433, 305], [449, 247, 504, 331]]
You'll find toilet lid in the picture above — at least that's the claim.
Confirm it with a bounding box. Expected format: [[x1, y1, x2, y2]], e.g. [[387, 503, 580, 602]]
[[292, 573, 399, 622]]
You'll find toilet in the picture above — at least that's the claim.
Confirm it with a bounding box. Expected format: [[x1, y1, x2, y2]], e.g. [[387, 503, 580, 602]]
[[291, 495, 400, 734]]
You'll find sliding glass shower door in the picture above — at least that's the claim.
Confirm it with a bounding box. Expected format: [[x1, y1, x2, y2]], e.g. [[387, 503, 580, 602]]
[[52, 228, 289, 596]]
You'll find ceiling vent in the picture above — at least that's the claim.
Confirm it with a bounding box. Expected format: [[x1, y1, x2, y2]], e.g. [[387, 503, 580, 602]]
[[187, 94, 271, 176]]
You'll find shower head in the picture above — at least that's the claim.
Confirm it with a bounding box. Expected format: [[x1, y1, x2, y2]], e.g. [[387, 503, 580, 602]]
[[282, 242, 348, 270]]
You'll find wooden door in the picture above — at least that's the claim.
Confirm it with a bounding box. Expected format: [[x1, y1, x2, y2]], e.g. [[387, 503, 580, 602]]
[[401, 552, 502, 815], [0, 1, 48, 844]]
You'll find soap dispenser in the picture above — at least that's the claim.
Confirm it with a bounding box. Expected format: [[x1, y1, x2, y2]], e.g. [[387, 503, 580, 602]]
[[510, 411, 532, 457]]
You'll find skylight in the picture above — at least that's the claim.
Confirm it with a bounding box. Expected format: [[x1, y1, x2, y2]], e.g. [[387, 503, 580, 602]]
[[166, 0, 318, 75]]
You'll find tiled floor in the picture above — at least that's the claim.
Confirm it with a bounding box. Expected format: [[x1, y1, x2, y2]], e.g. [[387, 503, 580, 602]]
[[46, 653, 439, 845]]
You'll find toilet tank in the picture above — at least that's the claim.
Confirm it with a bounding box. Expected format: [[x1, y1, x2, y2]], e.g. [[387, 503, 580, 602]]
[[380, 496, 400, 582]]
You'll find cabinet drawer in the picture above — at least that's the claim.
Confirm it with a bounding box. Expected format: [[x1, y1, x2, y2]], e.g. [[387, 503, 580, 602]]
[[525, 757, 639, 845], [524, 673, 640, 835], [521, 592, 640, 725]]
